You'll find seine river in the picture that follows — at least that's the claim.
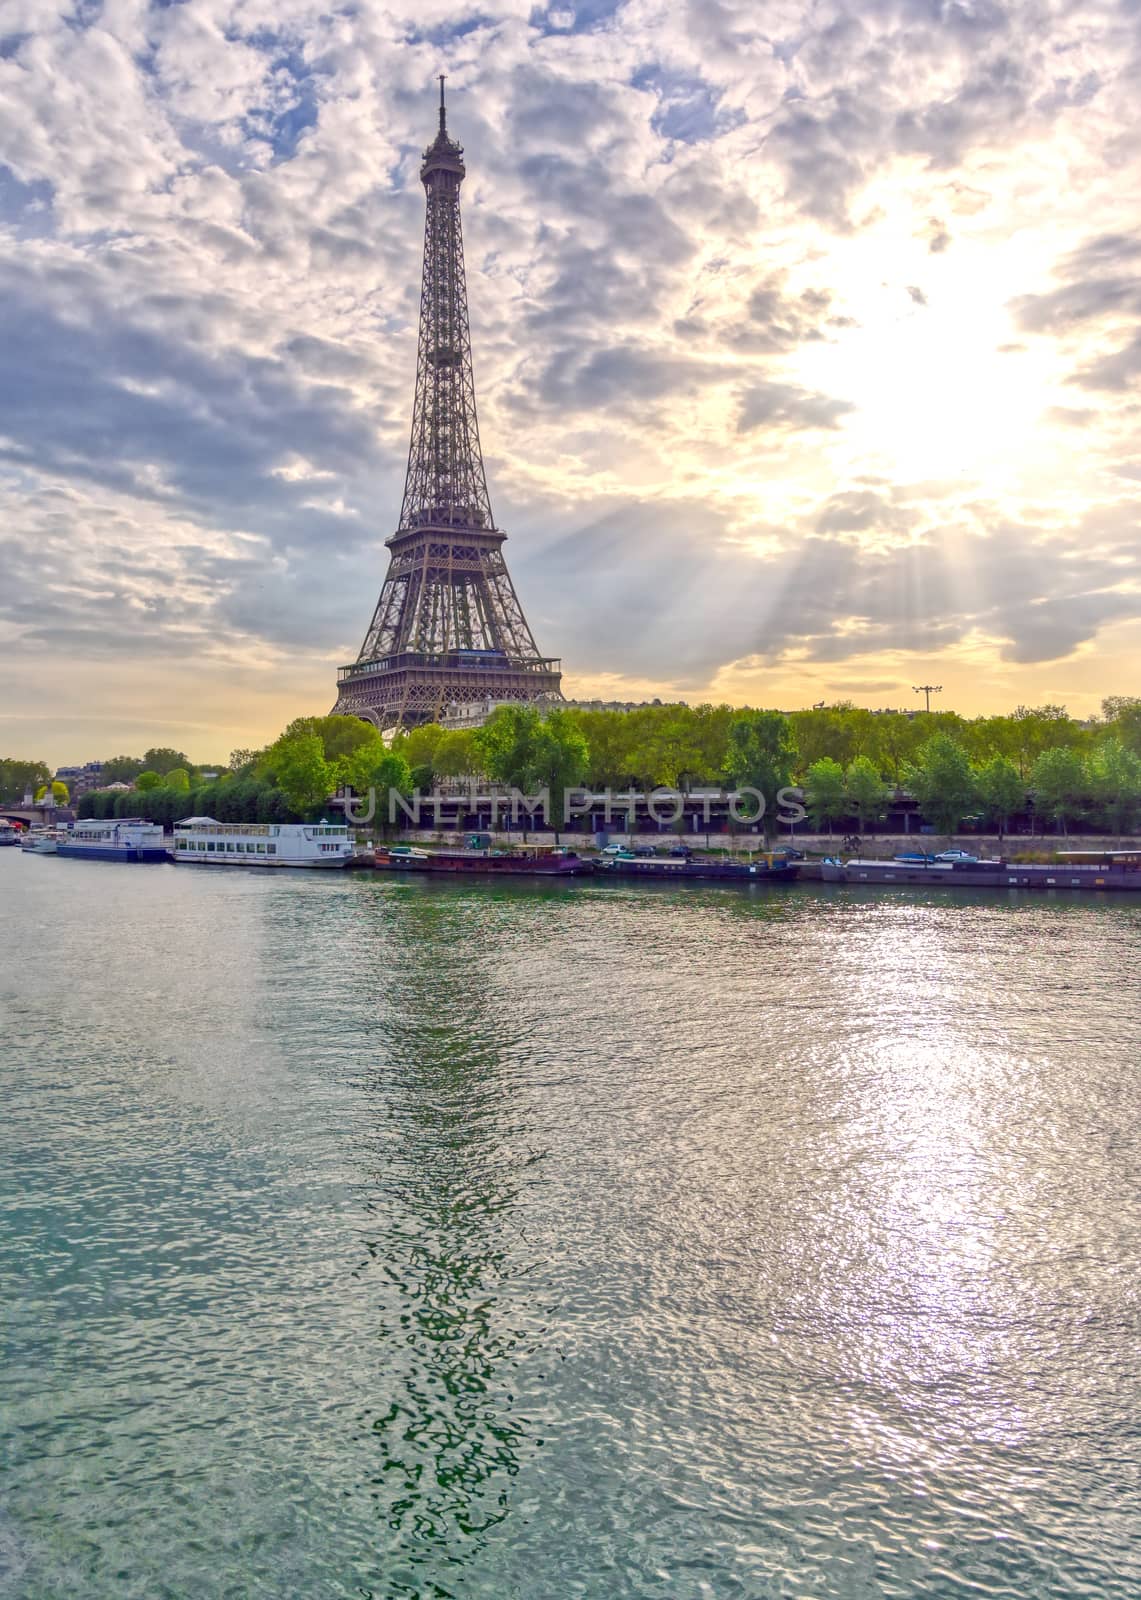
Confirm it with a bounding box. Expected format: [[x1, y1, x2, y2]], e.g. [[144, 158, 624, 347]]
[[3, 852, 1140, 1599]]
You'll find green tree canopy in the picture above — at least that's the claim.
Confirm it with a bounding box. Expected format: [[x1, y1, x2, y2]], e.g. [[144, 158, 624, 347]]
[[724, 711, 797, 835], [34, 780, 69, 804], [844, 755, 889, 828], [976, 755, 1025, 835], [1029, 746, 1087, 835], [906, 735, 978, 834], [135, 770, 162, 791], [142, 747, 191, 775], [803, 757, 846, 832], [164, 767, 191, 792], [263, 732, 335, 818], [100, 755, 145, 785], [1089, 738, 1141, 835], [0, 759, 52, 803]]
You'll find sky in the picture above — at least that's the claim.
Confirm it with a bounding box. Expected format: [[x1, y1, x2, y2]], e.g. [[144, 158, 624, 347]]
[[1, 0, 1140, 765]]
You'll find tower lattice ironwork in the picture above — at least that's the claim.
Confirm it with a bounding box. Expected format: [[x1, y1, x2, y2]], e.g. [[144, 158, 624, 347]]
[[332, 81, 562, 732]]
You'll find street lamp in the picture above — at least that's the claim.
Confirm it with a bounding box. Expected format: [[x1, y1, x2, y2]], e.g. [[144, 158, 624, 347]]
[[913, 684, 943, 714]]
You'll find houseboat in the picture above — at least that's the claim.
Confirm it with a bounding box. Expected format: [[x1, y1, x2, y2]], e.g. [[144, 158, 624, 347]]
[[57, 818, 168, 863], [598, 849, 800, 883], [171, 818, 354, 868], [0, 819, 21, 846], [374, 844, 592, 876], [820, 850, 1141, 891]]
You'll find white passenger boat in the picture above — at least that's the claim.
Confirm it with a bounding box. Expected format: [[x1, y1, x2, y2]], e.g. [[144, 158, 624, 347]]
[[21, 827, 68, 854], [172, 817, 354, 868], [57, 818, 168, 862], [0, 819, 21, 847]]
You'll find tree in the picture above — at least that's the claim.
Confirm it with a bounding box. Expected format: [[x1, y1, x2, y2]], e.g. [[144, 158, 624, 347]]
[[1029, 746, 1087, 835], [525, 710, 589, 839], [164, 768, 191, 792], [34, 780, 69, 803], [724, 711, 797, 837], [228, 748, 260, 773], [0, 759, 53, 803], [474, 705, 588, 838], [338, 745, 413, 821], [433, 730, 478, 779], [804, 758, 846, 833], [264, 733, 334, 818], [277, 716, 381, 767], [473, 705, 540, 791], [976, 755, 1025, 837], [569, 708, 634, 789], [142, 747, 191, 775], [135, 770, 162, 791], [906, 735, 978, 835], [100, 755, 145, 785], [1102, 697, 1141, 757], [392, 723, 446, 788], [844, 756, 889, 829], [1089, 738, 1141, 836]]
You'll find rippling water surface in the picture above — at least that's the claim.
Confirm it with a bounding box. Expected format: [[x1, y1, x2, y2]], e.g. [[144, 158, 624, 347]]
[[2, 853, 1140, 1598]]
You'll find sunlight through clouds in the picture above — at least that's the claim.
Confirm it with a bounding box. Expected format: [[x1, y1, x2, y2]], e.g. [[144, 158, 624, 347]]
[[0, 0, 1139, 757]]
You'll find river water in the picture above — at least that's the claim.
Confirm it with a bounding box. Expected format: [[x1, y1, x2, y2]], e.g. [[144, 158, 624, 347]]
[[2, 852, 1140, 1599]]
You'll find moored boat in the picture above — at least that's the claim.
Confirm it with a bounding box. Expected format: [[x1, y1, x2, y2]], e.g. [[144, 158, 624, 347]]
[[172, 817, 354, 867], [599, 849, 800, 882], [57, 818, 168, 863], [0, 820, 21, 847], [21, 827, 68, 854], [823, 849, 1141, 891], [374, 844, 591, 875]]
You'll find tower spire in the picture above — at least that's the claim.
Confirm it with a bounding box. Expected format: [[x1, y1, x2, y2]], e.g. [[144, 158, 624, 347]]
[[331, 86, 563, 733]]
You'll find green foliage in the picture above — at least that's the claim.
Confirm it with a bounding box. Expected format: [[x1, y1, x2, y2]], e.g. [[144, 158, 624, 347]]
[[906, 735, 978, 834], [1029, 746, 1087, 834], [1102, 697, 1141, 758], [142, 747, 191, 775], [976, 756, 1025, 834], [0, 759, 52, 804], [135, 770, 162, 791], [391, 724, 446, 788], [803, 757, 846, 832], [164, 767, 191, 792], [474, 705, 588, 836], [1089, 738, 1141, 834], [100, 755, 146, 784], [724, 711, 797, 834], [432, 730, 479, 779], [33, 780, 69, 803], [264, 732, 335, 818], [844, 756, 889, 827], [277, 716, 379, 768]]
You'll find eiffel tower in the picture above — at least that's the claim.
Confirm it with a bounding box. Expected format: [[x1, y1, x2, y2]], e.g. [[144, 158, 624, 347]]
[[333, 81, 563, 732]]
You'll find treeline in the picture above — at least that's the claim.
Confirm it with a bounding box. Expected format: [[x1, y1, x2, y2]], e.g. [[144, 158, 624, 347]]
[[0, 758, 52, 805], [57, 693, 1141, 837]]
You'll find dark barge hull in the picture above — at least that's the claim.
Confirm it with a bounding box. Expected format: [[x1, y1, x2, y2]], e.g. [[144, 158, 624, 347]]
[[600, 860, 800, 883], [829, 861, 1141, 891], [376, 851, 592, 876]]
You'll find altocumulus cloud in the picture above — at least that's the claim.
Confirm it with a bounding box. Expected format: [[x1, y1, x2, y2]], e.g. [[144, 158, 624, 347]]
[[0, 0, 1140, 749]]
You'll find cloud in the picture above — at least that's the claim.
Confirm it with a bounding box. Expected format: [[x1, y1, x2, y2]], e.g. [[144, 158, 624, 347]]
[[0, 0, 1140, 758]]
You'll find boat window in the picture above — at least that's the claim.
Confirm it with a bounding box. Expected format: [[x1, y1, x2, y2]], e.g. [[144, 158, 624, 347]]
[[267, 843, 276, 855]]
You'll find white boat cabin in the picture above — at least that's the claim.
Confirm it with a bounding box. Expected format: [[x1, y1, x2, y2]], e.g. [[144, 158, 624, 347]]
[[172, 817, 354, 868]]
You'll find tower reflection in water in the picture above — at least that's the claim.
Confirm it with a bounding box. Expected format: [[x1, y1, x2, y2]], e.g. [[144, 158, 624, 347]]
[[348, 884, 551, 1595]]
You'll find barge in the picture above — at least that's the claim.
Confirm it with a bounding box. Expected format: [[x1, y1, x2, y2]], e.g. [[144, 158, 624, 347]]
[[599, 849, 800, 883], [821, 849, 1141, 891], [374, 845, 592, 876]]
